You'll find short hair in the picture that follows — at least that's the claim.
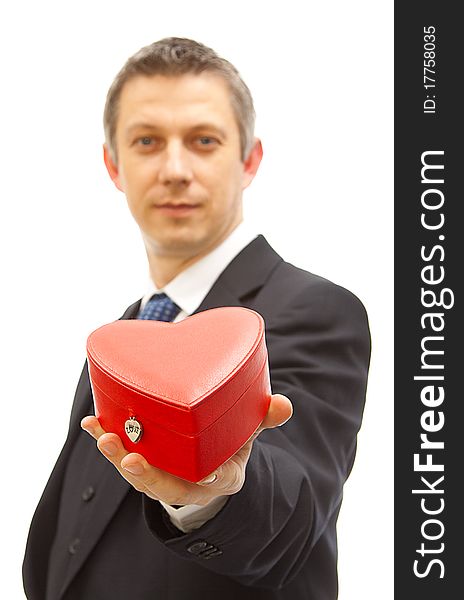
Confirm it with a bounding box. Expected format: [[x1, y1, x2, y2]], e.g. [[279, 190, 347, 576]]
[[103, 37, 256, 163]]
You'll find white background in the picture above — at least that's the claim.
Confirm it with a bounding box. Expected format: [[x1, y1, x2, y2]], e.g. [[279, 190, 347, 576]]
[[0, 1, 393, 597]]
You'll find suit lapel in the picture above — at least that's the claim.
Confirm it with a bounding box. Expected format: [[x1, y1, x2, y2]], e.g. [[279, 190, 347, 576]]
[[194, 235, 283, 313], [60, 236, 282, 596]]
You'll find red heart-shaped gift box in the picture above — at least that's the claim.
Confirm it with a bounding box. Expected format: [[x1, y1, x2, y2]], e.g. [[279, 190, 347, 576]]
[[86, 307, 271, 482]]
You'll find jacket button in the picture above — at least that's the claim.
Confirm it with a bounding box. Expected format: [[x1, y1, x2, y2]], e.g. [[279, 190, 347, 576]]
[[187, 540, 222, 559], [68, 538, 80, 555], [187, 541, 209, 555], [82, 486, 95, 501], [201, 548, 223, 559]]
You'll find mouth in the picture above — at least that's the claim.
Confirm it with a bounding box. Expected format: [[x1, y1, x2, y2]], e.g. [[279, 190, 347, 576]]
[[154, 202, 201, 217]]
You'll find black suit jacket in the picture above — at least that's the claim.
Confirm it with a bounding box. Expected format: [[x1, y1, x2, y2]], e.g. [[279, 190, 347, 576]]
[[23, 235, 371, 600]]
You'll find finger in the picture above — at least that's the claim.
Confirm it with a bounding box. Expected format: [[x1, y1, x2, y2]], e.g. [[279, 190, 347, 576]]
[[94, 433, 156, 494], [197, 439, 252, 494], [121, 454, 201, 504], [260, 393, 293, 431], [120, 453, 166, 497], [197, 464, 234, 493], [81, 415, 106, 440], [80, 417, 208, 504], [84, 426, 155, 493], [97, 432, 129, 463], [94, 437, 167, 500], [197, 471, 219, 486], [81, 417, 131, 466]]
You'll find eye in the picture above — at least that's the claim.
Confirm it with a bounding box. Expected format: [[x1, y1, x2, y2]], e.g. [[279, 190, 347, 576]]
[[194, 136, 219, 150], [133, 136, 162, 153], [138, 137, 154, 146]]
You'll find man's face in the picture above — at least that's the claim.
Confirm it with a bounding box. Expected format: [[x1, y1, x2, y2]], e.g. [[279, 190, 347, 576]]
[[105, 73, 260, 259]]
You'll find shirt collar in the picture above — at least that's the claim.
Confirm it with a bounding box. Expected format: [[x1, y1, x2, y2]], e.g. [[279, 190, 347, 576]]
[[140, 221, 259, 315]]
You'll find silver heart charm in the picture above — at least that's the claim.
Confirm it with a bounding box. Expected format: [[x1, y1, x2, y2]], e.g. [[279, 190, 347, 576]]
[[124, 417, 143, 443]]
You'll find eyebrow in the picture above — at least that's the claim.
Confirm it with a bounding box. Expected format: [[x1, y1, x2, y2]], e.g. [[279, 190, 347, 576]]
[[125, 122, 227, 138]]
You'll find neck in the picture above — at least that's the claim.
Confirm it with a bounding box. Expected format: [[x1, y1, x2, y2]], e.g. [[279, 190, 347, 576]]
[[145, 221, 242, 289], [147, 251, 204, 289]]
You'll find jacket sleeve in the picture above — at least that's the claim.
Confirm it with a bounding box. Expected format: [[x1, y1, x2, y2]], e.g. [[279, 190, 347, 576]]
[[143, 279, 371, 589]]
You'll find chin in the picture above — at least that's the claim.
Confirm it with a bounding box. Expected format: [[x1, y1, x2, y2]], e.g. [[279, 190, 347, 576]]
[[145, 231, 208, 256]]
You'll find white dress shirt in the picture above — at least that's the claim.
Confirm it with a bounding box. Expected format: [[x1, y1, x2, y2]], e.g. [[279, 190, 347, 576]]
[[138, 221, 259, 533]]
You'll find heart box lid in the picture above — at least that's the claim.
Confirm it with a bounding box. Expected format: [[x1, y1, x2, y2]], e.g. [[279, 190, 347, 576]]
[[86, 306, 268, 437]]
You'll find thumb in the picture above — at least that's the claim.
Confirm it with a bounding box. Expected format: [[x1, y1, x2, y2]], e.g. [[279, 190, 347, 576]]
[[260, 393, 293, 431]]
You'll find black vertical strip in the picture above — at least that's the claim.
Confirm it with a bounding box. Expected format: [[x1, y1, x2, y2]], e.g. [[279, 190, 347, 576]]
[[395, 3, 462, 597]]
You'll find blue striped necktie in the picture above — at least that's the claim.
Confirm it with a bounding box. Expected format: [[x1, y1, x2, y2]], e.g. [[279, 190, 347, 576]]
[[137, 293, 181, 322]]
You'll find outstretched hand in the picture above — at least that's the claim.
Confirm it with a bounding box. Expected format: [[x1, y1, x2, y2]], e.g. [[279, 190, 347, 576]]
[[81, 393, 292, 507]]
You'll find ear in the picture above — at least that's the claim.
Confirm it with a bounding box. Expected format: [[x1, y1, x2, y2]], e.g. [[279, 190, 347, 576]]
[[242, 138, 263, 189], [103, 144, 124, 192]]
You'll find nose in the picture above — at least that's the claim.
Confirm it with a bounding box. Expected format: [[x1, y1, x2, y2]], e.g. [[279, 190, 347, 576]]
[[158, 140, 193, 187]]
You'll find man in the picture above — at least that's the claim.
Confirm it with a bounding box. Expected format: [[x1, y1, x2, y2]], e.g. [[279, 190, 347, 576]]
[[23, 37, 370, 599]]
